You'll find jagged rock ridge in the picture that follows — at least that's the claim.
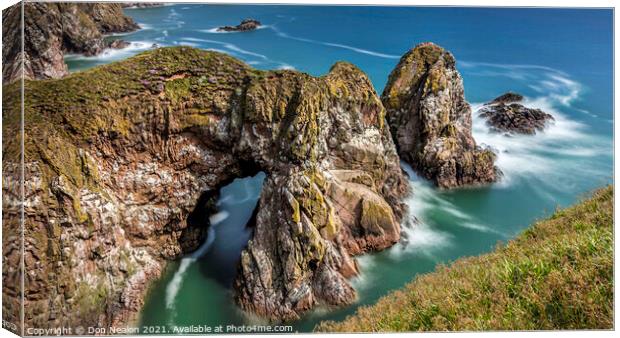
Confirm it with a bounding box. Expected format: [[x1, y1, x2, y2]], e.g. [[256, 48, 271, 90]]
[[2, 46, 408, 328], [2, 2, 139, 83], [382, 42, 500, 188]]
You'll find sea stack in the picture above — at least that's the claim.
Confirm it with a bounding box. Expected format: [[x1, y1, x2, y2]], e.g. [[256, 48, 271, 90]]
[[478, 92, 555, 135], [381, 42, 500, 188]]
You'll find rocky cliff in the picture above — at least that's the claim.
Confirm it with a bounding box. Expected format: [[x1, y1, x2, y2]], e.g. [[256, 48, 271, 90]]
[[382, 43, 499, 188], [2, 2, 139, 83], [2, 46, 408, 329]]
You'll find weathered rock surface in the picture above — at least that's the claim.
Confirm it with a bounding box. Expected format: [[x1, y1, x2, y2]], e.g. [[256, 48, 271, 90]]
[[382, 42, 500, 188], [217, 18, 262, 32], [2, 2, 139, 83], [2, 47, 408, 329], [478, 92, 555, 135]]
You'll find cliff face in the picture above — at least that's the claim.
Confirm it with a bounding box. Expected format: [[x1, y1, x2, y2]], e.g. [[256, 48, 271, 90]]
[[2, 46, 408, 328], [2, 2, 139, 83], [382, 43, 499, 188]]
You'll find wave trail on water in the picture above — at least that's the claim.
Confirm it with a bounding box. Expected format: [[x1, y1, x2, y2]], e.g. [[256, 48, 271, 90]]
[[181, 37, 268, 60], [164, 211, 229, 322], [269, 25, 400, 59]]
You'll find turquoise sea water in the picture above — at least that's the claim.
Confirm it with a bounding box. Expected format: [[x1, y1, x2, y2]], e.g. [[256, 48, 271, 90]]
[[66, 4, 613, 332]]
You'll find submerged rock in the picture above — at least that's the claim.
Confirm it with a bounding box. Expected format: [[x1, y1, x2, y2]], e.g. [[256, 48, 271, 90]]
[[107, 39, 131, 49], [478, 92, 555, 135], [121, 3, 165, 9], [382, 42, 500, 189], [2, 47, 408, 328], [217, 18, 262, 32], [2, 2, 139, 82]]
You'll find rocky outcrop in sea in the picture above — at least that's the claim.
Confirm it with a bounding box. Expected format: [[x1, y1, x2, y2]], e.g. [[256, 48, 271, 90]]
[[382, 42, 500, 188], [2, 2, 139, 83], [121, 3, 166, 9], [217, 19, 262, 32], [478, 92, 555, 135], [2, 46, 409, 329]]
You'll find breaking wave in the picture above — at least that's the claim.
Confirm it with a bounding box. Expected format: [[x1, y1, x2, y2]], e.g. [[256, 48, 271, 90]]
[[465, 62, 611, 191], [64, 41, 157, 63]]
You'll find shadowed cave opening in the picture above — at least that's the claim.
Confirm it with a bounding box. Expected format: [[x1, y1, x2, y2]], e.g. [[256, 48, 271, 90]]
[[140, 171, 267, 326], [189, 171, 266, 288]]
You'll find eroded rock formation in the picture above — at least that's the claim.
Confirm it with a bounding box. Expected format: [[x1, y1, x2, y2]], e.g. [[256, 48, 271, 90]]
[[382, 42, 500, 188], [2, 46, 408, 329], [217, 19, 262, 32], [478, 92, 555, 135], [2, 2, 139, 83]]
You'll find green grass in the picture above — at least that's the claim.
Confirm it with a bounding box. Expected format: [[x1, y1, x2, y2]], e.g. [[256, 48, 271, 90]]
[[317, 186, 613, 332]]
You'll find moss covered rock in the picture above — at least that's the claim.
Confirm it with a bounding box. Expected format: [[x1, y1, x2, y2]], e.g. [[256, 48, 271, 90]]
[[382, 42, 500, 188], [2, 46, 409, 326]]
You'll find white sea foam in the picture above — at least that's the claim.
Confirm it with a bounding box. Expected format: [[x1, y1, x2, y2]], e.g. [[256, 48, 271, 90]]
[[467, 62, 611, 190], [350, 255, 376, 290], [472, 101, 608, 189], [137, 23, 154, 30], [64, 41, 156, 62], [174, 41, 199, 48], [277, 63, 295, 70], [165, 226, 215, 313], [209, 211, 230, 225]]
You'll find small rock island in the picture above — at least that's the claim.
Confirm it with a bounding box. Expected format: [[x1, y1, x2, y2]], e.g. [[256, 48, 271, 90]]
[[217, 18, 262, 32], [478, 92, 555, 135]]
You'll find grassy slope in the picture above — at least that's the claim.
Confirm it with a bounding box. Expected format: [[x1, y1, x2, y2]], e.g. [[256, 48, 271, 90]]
[[317, 186, 613, 331]]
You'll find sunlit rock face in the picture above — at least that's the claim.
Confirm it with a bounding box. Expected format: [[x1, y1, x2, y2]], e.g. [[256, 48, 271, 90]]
[[382, 42, 500, 188], [2, 46, 409, 327]]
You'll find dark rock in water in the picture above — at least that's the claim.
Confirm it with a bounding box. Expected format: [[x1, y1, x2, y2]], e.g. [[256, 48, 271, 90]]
[[107, 39, 131, 49], [121, 3, 165, 9], [490, 92, 524, 104], [217, 18, 262, 32], [382, 42, 500, 189], [2, 2, 139, 82], [478, 92, 555, 135]]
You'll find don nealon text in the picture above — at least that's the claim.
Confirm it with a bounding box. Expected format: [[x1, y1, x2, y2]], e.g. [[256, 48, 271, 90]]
[[24, 325, 295, 336]]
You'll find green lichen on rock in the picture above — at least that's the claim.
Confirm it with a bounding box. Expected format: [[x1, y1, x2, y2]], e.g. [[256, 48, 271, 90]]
[[360, 198, 395, 235], [382, 42, 499, 188], [4, 46, 410, 326]]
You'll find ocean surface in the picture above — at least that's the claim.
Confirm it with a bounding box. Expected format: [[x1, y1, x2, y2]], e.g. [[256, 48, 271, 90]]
[[65, 4, 613, 332]]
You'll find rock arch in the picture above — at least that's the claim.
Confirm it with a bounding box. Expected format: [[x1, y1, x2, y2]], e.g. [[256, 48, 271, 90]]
[[2, 47, 408, 328]]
